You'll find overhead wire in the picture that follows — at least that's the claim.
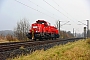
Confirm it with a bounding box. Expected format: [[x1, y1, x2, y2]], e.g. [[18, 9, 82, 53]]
[[28, 0, 63, 20], [52, 0, 79, 22], [43, 0, 73, 21], [43, 0, 82, 29], [52, 0, 82, 31], [14, 0, 57, 20], [52, 0, 87, 34]]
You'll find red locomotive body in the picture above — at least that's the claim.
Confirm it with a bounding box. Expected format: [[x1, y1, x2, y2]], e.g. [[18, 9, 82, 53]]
[[26, 20, 59, 40]]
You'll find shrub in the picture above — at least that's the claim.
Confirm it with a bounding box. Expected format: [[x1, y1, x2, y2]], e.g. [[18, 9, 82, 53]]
[[6, 35, 19, 42], [0, 34, 5, 40]]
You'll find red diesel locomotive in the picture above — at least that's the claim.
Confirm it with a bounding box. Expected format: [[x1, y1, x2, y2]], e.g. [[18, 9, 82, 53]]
[[26, 20, 59, 40]]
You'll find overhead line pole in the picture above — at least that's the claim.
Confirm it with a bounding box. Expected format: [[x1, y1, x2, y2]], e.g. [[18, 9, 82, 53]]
[[58, 21, 70, 32], [78, 20, 89, 38], [73, 28, 74, 37], [59, 21, 60, 33], [87, 20, 89, 38], [58, 20, 71, 38]]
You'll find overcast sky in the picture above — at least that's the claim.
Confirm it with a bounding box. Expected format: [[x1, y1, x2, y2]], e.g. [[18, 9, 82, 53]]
[[0, 0, 90, 33]]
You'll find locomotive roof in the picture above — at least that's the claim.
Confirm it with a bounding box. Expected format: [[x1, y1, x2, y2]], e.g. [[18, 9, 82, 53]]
[[36, 20, 48, 24], [36, 20, 47, 23]]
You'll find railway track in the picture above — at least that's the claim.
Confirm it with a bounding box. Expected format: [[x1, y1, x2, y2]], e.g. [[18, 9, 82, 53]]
[[0, 37, 84, 52], [0, 40, 35, 52], [0, 37, 85, 60]]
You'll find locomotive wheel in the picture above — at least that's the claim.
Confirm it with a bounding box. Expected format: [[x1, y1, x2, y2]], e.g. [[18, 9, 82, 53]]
[[32, 38, 36, 41], [39, 35, 42, 41], [52, 38, 53, 40]]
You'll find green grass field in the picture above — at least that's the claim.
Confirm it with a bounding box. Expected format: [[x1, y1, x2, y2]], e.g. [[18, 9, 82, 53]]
[[11, 39, 90, 60]]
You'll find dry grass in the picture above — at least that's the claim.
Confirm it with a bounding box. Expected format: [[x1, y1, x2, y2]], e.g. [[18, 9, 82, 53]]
[[11, 39, 90, 60], [86, 38, 90, 44], [0, 39, 9, 43], [0, 35, 19, 43]]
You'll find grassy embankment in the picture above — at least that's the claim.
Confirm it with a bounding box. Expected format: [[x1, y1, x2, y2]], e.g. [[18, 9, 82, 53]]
[[11, 39, 90, 60]]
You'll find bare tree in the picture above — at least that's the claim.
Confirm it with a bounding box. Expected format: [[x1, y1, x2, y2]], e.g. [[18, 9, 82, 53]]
[[14, 18, 30, 41]]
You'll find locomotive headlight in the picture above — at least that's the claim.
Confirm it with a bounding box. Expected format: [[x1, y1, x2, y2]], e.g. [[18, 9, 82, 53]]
[[36, 31, 38, 32], [33, 26, 37, 28]]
